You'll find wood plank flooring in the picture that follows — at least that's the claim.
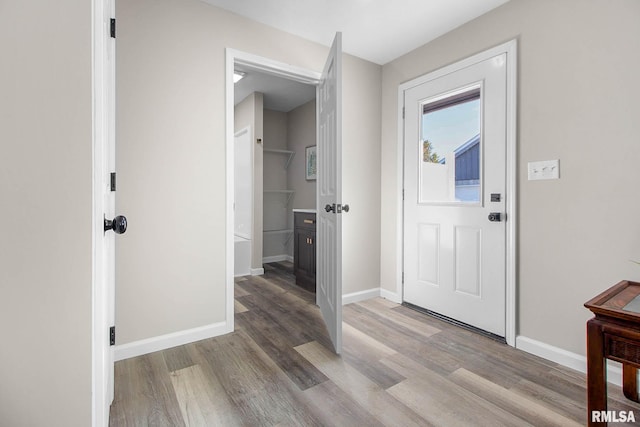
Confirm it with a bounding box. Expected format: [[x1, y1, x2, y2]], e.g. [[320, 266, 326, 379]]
[[109, 262, 640, 426]]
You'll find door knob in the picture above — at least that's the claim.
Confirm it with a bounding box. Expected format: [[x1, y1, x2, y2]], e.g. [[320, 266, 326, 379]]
[[325, 203, 335, 213], [104, 215, 128, 234], [488, 212, 502, 222], [342, 204, 349, 213]]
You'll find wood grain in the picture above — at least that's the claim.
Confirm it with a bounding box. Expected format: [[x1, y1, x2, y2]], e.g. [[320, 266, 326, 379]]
[[295, 340, 427, 427], [110, 262, 640, 426]]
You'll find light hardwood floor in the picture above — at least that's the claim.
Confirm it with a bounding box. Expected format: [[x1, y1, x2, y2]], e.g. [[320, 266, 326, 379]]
[[109, 262, 640, 426]]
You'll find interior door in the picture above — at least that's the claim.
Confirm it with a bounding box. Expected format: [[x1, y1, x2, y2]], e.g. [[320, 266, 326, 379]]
[[403, 53, 507, 337], [105, 0, 117, 404], [317, 32, 343, 354]]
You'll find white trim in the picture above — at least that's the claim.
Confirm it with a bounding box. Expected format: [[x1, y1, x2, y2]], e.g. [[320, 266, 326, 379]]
[[516, 335, 623, 387], [225, 49, 236, 335], [396, 40, 518, 346], [342, 288, 380, 305], [91, 0, 109, 425], [251, 267, 265, 276], [114, 321, 231, 361], [226, 48, 321, 333], [262, 255, 294, 263], [504, 40, 518, 347], [232, 50, 321, 85], [380, 288, 402, 304]]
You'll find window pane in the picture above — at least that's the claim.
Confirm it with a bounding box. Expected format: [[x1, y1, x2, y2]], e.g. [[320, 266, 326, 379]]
[[419, 87, 481, 203]]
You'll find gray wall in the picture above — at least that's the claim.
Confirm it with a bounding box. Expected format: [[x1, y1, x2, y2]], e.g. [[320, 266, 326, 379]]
[[380, 0, 640, 355], [263, 103, 317, 260], [117, 0, 382, 346], [287, 100, 318, 213], [263, 109, 290, 259], [0, 0, 92, 425]]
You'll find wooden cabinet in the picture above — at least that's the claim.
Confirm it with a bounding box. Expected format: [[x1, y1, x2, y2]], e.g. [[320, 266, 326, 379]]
[[294, 211, 316, 292]]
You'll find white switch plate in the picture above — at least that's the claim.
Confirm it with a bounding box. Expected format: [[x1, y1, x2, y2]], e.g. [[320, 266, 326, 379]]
[[528, 159, 560, 180]]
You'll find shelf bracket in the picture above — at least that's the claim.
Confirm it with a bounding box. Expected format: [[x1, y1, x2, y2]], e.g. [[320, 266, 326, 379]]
[[285, 192, 294, 206], [285, 232, 294, 246], [284, 152, 295, 170]]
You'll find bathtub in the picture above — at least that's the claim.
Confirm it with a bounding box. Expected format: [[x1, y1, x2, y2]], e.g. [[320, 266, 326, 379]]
[[234, 235, 251, 277]]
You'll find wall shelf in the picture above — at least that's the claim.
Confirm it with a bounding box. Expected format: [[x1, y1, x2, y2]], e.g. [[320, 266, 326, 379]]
[[264, 148, 295, 170], [263, 229, 293, 234], [263, 229, 294, 246], [264, 190, 295, 206]]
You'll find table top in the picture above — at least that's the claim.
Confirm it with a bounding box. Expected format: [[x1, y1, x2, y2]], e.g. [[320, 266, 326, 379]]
[[585, 280, 640, 322]]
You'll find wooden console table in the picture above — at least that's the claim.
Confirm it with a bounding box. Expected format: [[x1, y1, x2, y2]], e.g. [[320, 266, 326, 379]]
[[585, 280, 640, 426]]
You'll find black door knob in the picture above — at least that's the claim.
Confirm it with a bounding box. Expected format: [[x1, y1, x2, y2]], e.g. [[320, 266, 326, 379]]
[[325, 204, 335, 213], [488, 212, 502, 222], [104, 215, 127, 234]]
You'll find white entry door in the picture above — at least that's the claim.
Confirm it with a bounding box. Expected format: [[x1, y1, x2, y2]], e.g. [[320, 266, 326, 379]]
[[317, 32, 343, 354], [403, 50, 509, 337]]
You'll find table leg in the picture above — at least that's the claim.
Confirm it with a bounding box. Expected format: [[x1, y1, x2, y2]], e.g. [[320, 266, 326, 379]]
[[623, 364, 640, 402], [587, 319, 607, 426]]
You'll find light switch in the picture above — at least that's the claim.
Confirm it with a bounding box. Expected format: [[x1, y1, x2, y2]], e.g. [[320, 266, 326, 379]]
[[528, 160, 559, 181]]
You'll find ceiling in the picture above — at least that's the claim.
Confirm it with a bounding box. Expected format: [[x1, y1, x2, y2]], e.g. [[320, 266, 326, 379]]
[[202, 0, 510, 65], [234, 63, 316, 112]]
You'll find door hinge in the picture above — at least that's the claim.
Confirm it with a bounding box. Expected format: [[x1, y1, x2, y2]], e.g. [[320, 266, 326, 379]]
[[110, 18, 116, 38], [110, 172, 116, 191], [402, 107, 405, 119], [109, 326, 116, 346], [402, 189, 405, 201], [402, 272, 404, 283]]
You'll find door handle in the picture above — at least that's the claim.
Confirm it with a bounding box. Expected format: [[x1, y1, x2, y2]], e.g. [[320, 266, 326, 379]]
[[488, 212, 502, 222], [104, 215, 128, 234], [325, 203, 350, 213]]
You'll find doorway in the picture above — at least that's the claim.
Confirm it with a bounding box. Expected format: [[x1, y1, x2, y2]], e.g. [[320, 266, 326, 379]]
[[232, 64, 317, 276], [226, 36, 344, 353], [399, 41, 517, 345]]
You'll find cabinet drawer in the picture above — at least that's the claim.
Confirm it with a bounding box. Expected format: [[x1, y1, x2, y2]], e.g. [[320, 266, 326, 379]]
[[294, 212, 316, 230]]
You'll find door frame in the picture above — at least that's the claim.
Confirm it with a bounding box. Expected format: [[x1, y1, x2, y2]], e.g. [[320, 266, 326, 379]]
[[91, 0, 112, 425], [396, 40, 518, 346], [225, 49, 321, 331]]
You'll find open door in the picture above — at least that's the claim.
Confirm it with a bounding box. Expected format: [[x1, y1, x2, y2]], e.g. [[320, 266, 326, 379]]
[[316, 33, 343, 354], [93, 0, 119, 424], [104, 0, 117, 404]]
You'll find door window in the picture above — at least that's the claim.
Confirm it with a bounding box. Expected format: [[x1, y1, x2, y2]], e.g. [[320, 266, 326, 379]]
[[419, 85, 481, 204]]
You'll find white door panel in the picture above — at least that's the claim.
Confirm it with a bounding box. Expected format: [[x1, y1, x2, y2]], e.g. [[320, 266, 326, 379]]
[[317, 32, 342, 354], [105, 0, 116, 404], [404, 53, 507, 337]]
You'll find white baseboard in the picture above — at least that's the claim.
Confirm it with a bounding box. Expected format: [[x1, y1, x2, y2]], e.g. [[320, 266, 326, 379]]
[[380, 288, 402, 304], [516, 335, 623, 387], [251, 268, 264, 276], [114, 321, 231, 361], [263, 255, 294, 264], [342, 288, 380, 305]]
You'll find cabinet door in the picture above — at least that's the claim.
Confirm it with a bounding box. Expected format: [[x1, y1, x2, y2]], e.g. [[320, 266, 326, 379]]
[[309, 231, 316, 278], [296, 230, 314, 277]]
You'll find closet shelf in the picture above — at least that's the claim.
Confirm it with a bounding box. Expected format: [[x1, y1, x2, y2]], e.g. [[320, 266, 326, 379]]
[[263, 229, 294, 246], [263, 229, 294, 235], [264, 190, 295, 206], [264, 148, 295, 170]]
